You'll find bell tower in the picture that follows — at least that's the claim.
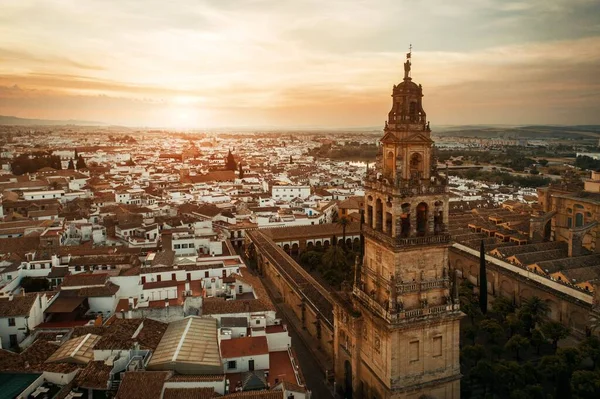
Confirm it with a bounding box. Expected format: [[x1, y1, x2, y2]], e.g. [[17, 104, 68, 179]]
[[333, 50, 463, 399]]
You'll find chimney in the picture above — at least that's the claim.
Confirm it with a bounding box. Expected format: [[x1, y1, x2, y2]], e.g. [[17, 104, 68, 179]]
[[128, 296, 134, 309], [8, 293, 14, 301], [164, 298, 169, 308]]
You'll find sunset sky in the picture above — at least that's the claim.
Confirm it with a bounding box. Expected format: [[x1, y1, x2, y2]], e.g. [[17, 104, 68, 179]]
[[1, 0, 599, 128]]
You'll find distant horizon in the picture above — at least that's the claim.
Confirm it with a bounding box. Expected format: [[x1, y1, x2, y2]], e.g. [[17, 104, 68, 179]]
[[3, 114, 600, 132]]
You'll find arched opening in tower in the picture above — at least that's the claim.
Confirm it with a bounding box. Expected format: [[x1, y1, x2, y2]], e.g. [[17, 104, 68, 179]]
[[385, 151, 394, 177], [409, 101, 417, 122], [399, 203, 411, 237], [416, 202, 428, 236], [410, 153, 423, 179], [375, 199, 383, 231]]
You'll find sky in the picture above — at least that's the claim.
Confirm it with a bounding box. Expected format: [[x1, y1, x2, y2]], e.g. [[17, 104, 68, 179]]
[[0, 0, 599, 128]]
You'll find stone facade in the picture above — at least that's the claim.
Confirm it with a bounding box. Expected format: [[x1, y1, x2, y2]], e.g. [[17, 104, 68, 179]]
[[333, 54, 463, 399]]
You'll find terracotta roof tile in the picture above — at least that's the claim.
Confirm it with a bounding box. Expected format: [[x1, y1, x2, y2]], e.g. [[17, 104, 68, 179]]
[[61, 273, 109, 287], [163, 388, 215, 399], [115, 371, 171, 399], [75, 360, 112, 389], [220, 336, 268, 358], [0, 293, 37, 317]]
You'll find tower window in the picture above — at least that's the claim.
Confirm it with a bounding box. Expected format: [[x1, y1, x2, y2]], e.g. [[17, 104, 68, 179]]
[[409, 340, 419, 362], [433, 336, 442, 357]]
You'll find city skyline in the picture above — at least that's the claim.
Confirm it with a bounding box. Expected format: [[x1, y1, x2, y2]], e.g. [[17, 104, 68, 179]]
[[1, 0, 599, 128]]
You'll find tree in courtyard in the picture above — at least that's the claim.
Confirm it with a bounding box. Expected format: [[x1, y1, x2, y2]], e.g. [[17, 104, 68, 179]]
[[541, 320, 571, 350], [531, 328, 545, 355], [505, 334, 530, 361], [238, 162, 244, 179], [337, 216, 351, 249], [460, 344, 485, 368], [506, 313, 523, 338], [67, 159, 75, 169], [299, 251, 322, 272], [571, 370, 600, 399], [589, 309, 600, 333], [479, 240, 488, 314], [518, 296, 549, 334], [491, 296, 516, 322], [470, 359, 495, 396], [480, 319, 504, 345], [320, 236, 349, 287], [580, 336, 600, 369]]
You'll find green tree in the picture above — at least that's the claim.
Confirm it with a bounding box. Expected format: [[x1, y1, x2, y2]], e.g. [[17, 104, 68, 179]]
[[571, 370, 600, 399], [337, 216, 351, 248], [505, 334, 530, 361], [480, 319, 504, 344], [299, 251, 322, 272], [492, 296, 516, 322], [464, 325, 478, 345], [470, 359, 496, 396], [320, 238, 350, 288], [506, 313, 523, 338], [461, 344, 486, 368], [518, 296, 549, 334], [589, 309, 600, 334], [579, 336, 600, 368], [541, 320, 571, 350], [531, 328, 545, 355]]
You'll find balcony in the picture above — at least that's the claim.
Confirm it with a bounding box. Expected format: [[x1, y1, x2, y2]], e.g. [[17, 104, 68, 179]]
[[364, 178, 448, 198], [363, 225, 451, 248], [397, 278, 449, 293], [352, 286, 459, 324]]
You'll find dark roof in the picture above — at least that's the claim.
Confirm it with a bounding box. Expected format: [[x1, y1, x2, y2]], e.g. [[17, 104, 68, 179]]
[[78, 281, 120, 297], [75, 361, 112, 390], [0, 294, 37, 317], [94, 318, 167, 351], [115, 371, 171, 399], [45, 295, 86, 313], [61, 273, 109, 287], [221, 317, 248, 328], [162, 388, 215, 399]]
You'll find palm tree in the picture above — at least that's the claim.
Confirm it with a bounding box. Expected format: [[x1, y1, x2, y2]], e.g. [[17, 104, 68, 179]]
[[589, 308, 600, 334], [519, 296, 550, 332], [337, 216, 351, 249]]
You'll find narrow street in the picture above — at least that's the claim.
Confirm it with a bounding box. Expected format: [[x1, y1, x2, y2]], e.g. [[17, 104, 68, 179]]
[[286, 318, 334, 398]]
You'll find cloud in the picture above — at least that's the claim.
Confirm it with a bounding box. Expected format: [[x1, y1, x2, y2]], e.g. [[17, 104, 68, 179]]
[[0, 0, 598, 126]]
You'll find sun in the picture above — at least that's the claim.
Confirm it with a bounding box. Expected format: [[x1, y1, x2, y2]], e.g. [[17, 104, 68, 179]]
[[166, 97, 211, 129]]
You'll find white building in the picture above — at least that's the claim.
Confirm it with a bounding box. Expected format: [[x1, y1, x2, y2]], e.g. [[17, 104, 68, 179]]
[[271, 185, 311, 201], [0, 292, 52, 349]]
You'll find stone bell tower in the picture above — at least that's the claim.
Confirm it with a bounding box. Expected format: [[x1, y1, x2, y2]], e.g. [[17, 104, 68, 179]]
[[333, 50, 463, 399]]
